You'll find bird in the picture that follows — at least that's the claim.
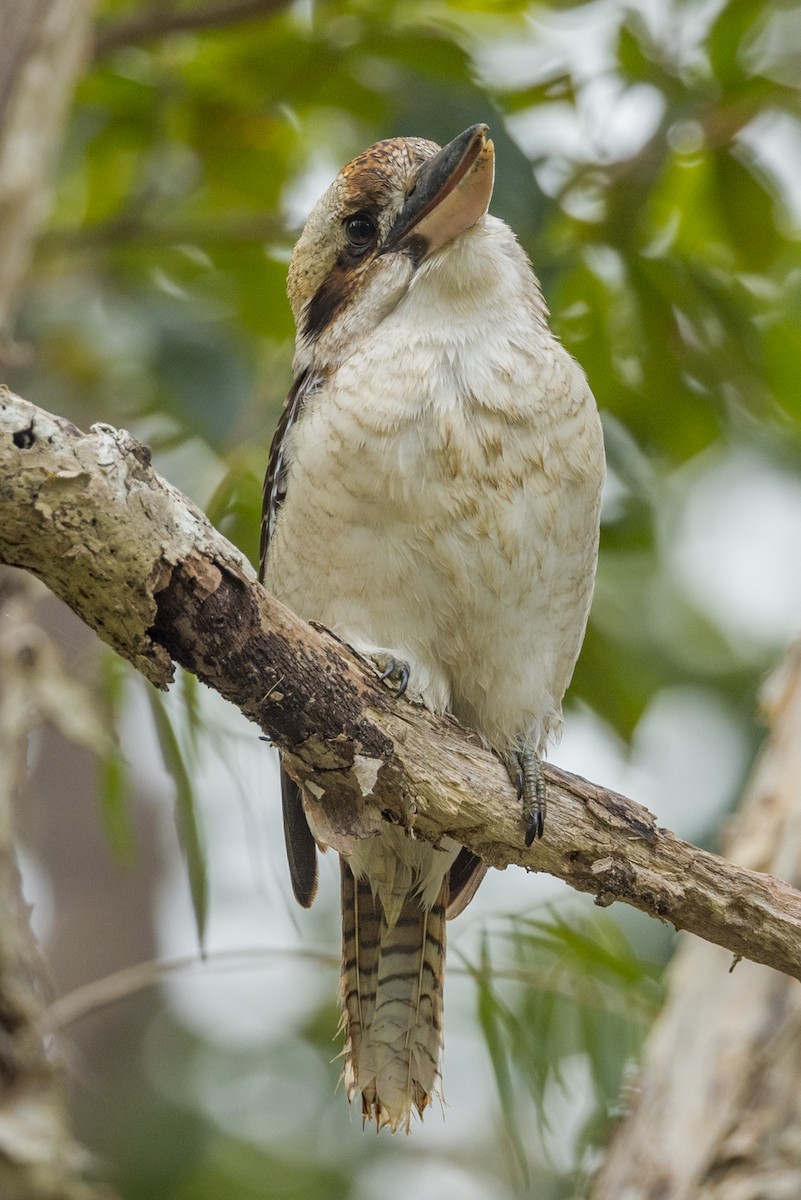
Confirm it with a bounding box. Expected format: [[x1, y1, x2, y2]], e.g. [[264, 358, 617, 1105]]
[[260, 123, 604, 1132]]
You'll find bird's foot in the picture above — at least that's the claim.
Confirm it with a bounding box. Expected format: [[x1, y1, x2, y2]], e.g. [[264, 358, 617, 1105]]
[[371, 654, 411, 698], [503, 749, 546, 845]]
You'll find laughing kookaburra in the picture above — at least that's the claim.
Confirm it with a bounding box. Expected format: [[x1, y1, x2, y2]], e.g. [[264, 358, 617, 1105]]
[[260, 124, 604, 1132]]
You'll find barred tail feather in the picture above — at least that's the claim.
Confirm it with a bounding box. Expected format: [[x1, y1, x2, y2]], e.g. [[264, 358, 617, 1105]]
[[340, 861, 381, 1082], [339, 859, 448, 1133]]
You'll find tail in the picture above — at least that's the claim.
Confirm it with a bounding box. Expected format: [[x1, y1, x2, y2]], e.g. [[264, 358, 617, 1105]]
[[339, 859, 447, 1133]]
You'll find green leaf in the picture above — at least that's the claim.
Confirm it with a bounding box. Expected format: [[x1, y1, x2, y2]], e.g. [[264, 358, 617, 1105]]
[[96, 650, 136, 862], [205, 455, 264, 568], [470, 932, 530, 1188], [148, 686, 208, 948], [463, 904, 662, 1170], [98, 747, 136, 862], [179, 669, 203, 758], [707, 0, 764, 88]]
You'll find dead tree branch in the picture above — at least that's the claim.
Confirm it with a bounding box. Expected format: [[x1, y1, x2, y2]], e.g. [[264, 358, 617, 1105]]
[[2, 386, 801, 986]]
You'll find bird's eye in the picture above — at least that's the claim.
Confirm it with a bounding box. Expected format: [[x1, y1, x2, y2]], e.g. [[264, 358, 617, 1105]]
[[344, 213, 377, 252]]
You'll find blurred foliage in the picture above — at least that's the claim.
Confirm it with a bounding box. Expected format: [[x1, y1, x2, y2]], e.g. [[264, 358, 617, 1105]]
[[148, 686, 209, 945], [468, 908, 662, 1191], [96, 649, 137, 861], [9, 0, 801, 1195]]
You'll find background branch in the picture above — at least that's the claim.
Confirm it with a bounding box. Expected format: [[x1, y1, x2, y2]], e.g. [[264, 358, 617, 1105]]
[[93, 0, 290, 58], [589, 645, 801, 1199], [0, 574, 116, 1200], [2, 385, 801, 988], [0, 0, 95, 349], [0, 2, 123, 1195]]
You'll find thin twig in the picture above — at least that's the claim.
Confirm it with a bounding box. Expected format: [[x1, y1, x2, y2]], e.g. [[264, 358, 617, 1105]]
[[45, 940, 659, 1031], [39, 213, 287, 254], [43, 945, 338, 1029]]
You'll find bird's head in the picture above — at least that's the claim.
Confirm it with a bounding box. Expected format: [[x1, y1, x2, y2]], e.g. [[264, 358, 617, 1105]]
[[288, 124, 495, 371]]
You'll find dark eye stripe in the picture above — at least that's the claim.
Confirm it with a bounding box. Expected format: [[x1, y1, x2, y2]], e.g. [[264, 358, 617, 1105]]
[[301, 209, 380, 340], [302, 261, 351, 342]]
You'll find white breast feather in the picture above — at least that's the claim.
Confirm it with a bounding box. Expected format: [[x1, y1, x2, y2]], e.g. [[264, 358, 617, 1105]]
[[267, 214, 604, 761]]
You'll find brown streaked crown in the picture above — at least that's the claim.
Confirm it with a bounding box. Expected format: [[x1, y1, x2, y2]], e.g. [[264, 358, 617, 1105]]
[[287, 137, 440, 340]]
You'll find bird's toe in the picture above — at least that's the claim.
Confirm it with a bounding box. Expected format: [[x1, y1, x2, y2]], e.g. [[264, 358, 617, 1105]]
[[502, 748, 546, 844], [372, 654, 411, 698]]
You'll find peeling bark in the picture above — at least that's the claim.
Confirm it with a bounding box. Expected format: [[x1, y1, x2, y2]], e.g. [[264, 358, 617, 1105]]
[[3, 386, 801, 990]]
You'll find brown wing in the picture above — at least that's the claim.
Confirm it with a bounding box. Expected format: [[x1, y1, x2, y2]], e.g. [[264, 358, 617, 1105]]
[[259, 367, 317, 582], [281, 772, 318, 908], [260, 368, 322, 906], [446, 848, 488, 919]]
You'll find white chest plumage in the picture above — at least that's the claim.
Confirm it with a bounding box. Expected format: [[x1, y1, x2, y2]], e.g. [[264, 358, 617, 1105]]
[[266, 216, 604, 754]]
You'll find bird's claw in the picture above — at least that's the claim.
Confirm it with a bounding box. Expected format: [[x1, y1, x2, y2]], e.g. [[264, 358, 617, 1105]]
[[373, 655, 411, 698], [503, 749, 546, 845]]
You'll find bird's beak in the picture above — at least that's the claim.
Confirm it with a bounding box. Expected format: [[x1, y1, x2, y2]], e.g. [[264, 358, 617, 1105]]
[[383, 124, 495, 257]]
